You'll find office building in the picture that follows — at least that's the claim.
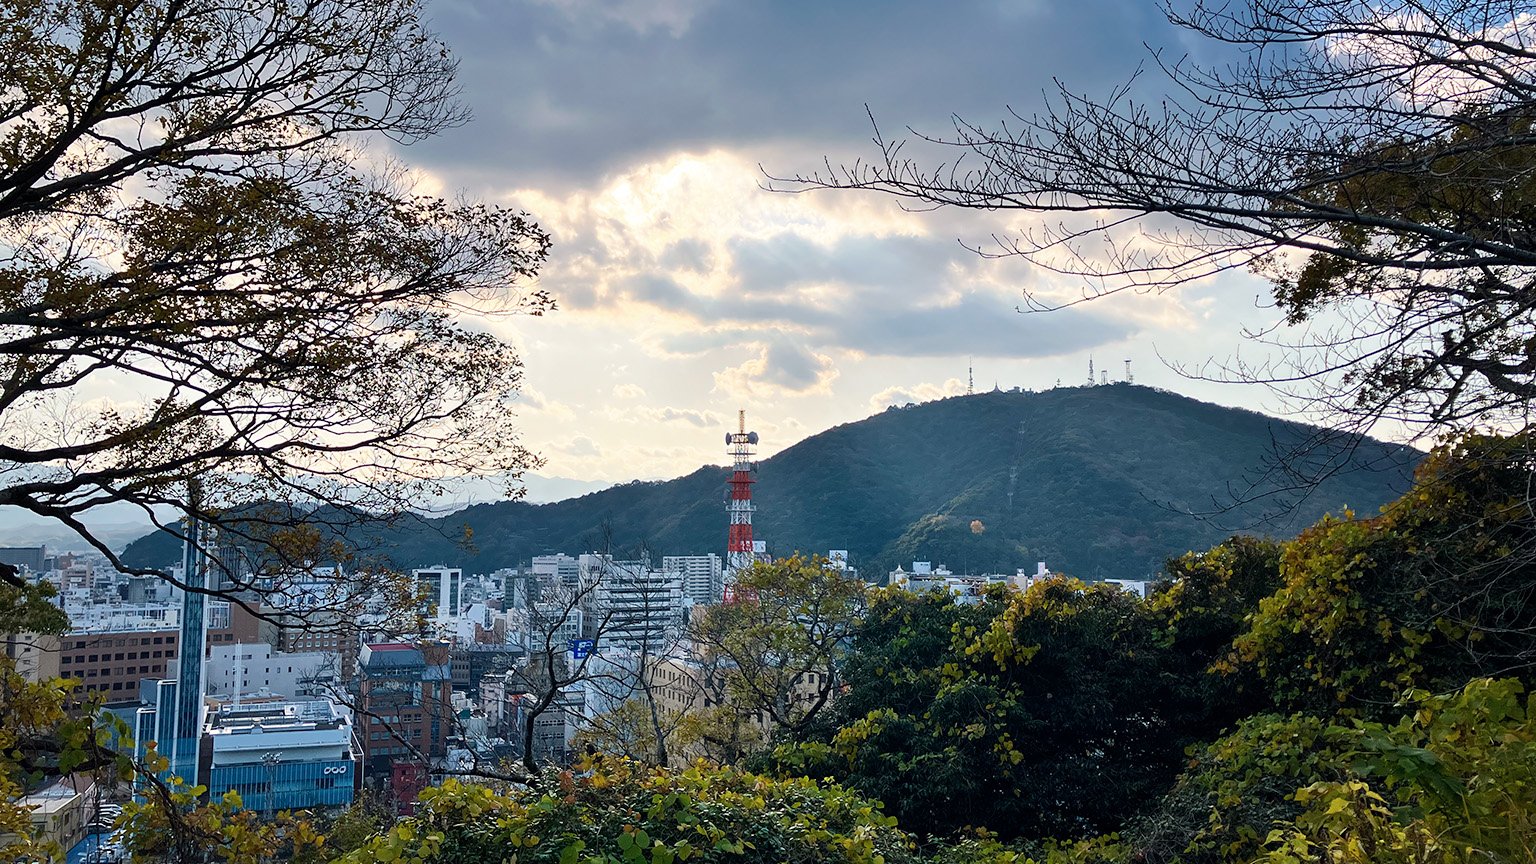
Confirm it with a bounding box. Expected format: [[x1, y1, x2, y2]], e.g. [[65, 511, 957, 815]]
[[529, 554, 578, 592], [413, 566, 463, 623], [59, 602, 257, 704], [0, 545, 47, 575], [206, 643, 339, 699], [662, 554, 723, 606], [13, 776, 94, 853], [592, 561, 682, 653], [171, 516, 209, 785], [355, 642, 453, 781], [203, 698, 360, 813]]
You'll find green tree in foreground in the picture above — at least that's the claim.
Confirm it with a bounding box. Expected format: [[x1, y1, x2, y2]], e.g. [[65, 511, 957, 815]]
[[0, 581, 130, 862], [1131, 678, 1536, 864]]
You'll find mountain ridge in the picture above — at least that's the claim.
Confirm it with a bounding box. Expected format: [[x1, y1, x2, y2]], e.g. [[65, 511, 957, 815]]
[[122, 385, 1420, 579]]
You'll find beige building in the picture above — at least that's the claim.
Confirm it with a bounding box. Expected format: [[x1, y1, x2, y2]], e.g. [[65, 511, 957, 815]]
[[644, 653, 836, 760], [15, 776, 95, 854], [3, 632, 60, 683]]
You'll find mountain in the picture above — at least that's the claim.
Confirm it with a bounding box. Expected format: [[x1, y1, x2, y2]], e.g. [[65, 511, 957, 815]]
[[414, 473, 614, 515], [122, 385, 1420, 580]]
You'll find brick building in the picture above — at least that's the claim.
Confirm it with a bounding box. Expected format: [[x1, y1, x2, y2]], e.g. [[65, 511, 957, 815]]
[[355, 642, 453, 791]]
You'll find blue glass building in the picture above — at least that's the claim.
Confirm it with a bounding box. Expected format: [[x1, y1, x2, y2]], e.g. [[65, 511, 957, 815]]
[[171, 512, 207, 785], [204, 699, 360, 813]]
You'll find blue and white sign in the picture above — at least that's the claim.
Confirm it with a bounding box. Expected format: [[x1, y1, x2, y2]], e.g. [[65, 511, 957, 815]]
[[569, 639, 595, 659]]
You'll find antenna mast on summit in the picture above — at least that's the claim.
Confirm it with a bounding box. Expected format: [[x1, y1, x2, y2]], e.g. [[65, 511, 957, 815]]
[[1087, 355, 1095, 386], [1125, 359, 1133, 383], [968, 359, 974, 395]]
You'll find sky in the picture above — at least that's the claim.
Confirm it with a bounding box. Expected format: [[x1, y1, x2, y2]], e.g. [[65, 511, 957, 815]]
[[394, 0, 1310, 485]]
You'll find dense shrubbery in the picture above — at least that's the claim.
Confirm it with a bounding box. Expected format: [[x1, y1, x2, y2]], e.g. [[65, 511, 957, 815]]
[[340, 758, 915, 864]]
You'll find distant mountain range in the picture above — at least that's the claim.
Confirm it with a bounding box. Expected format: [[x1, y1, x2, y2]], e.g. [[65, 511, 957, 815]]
[[122, 385, 1420, 580], [4, 473, 612, 555]]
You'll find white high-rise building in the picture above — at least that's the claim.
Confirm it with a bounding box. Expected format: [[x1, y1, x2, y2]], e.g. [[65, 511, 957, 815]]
[[413, 566, 463, 622], [592, 561, 683, 654], [206, 643, 339, 699], [662, 554, 723, 606], [578, 553, 648, 589], [530, 554, 579, 591]]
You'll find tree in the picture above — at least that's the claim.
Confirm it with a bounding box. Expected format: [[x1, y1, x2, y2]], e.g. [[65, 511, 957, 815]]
[[1128, 678, 1536, 864], [1227, 432, 1536, 715], [685, 556, 868, 762], [787, 574, 1269, 842], [777, 0, 1536, 440], [0, 0, 551, 590], [0, 581, 130, 863]]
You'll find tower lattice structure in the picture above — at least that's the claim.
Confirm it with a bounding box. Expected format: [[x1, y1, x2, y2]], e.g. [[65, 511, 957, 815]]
[[723, 410, 758, 602]]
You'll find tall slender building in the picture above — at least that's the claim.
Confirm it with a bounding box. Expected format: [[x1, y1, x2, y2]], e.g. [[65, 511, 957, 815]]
[[723, 411, 758, 602], [171, 498, 209, 785]]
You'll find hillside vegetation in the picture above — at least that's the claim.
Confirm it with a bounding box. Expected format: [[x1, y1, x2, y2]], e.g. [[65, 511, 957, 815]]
[[123, 385, 1418, 578]]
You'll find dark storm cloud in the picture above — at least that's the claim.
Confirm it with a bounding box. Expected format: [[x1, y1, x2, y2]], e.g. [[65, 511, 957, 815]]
[[416, 0, 1182, 188]]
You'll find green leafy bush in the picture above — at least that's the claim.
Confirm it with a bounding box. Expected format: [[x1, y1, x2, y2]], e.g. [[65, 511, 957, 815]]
[[340, 757, 916, 864]]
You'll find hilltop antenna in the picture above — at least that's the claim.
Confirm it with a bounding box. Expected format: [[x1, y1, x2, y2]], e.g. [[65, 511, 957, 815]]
[[968, 359, 974, 395], [1101, 370, 1109, 386], [1124, 358, 1133, 384]]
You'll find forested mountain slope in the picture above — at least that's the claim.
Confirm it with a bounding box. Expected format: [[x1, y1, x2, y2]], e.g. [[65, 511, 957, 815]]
[[124, 385, 1418, 579]]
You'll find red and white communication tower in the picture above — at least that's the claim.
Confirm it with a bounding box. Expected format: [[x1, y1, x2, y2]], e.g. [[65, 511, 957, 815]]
[[723, 410, 758, 603]]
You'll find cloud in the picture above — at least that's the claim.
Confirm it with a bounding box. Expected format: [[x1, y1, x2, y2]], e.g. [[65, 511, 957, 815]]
[[658, 407, 722, 427], [600, 219, 1133, 360], [527, 0, 715, 36], [869, 378, 970, 411], [559, 436, 602, 457], [612, 383, 647, 399], [713, 338, 838, 398], [512, 386, 549, 409], [659, 238, 713, 272], [414, 0, 1181, 190]]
